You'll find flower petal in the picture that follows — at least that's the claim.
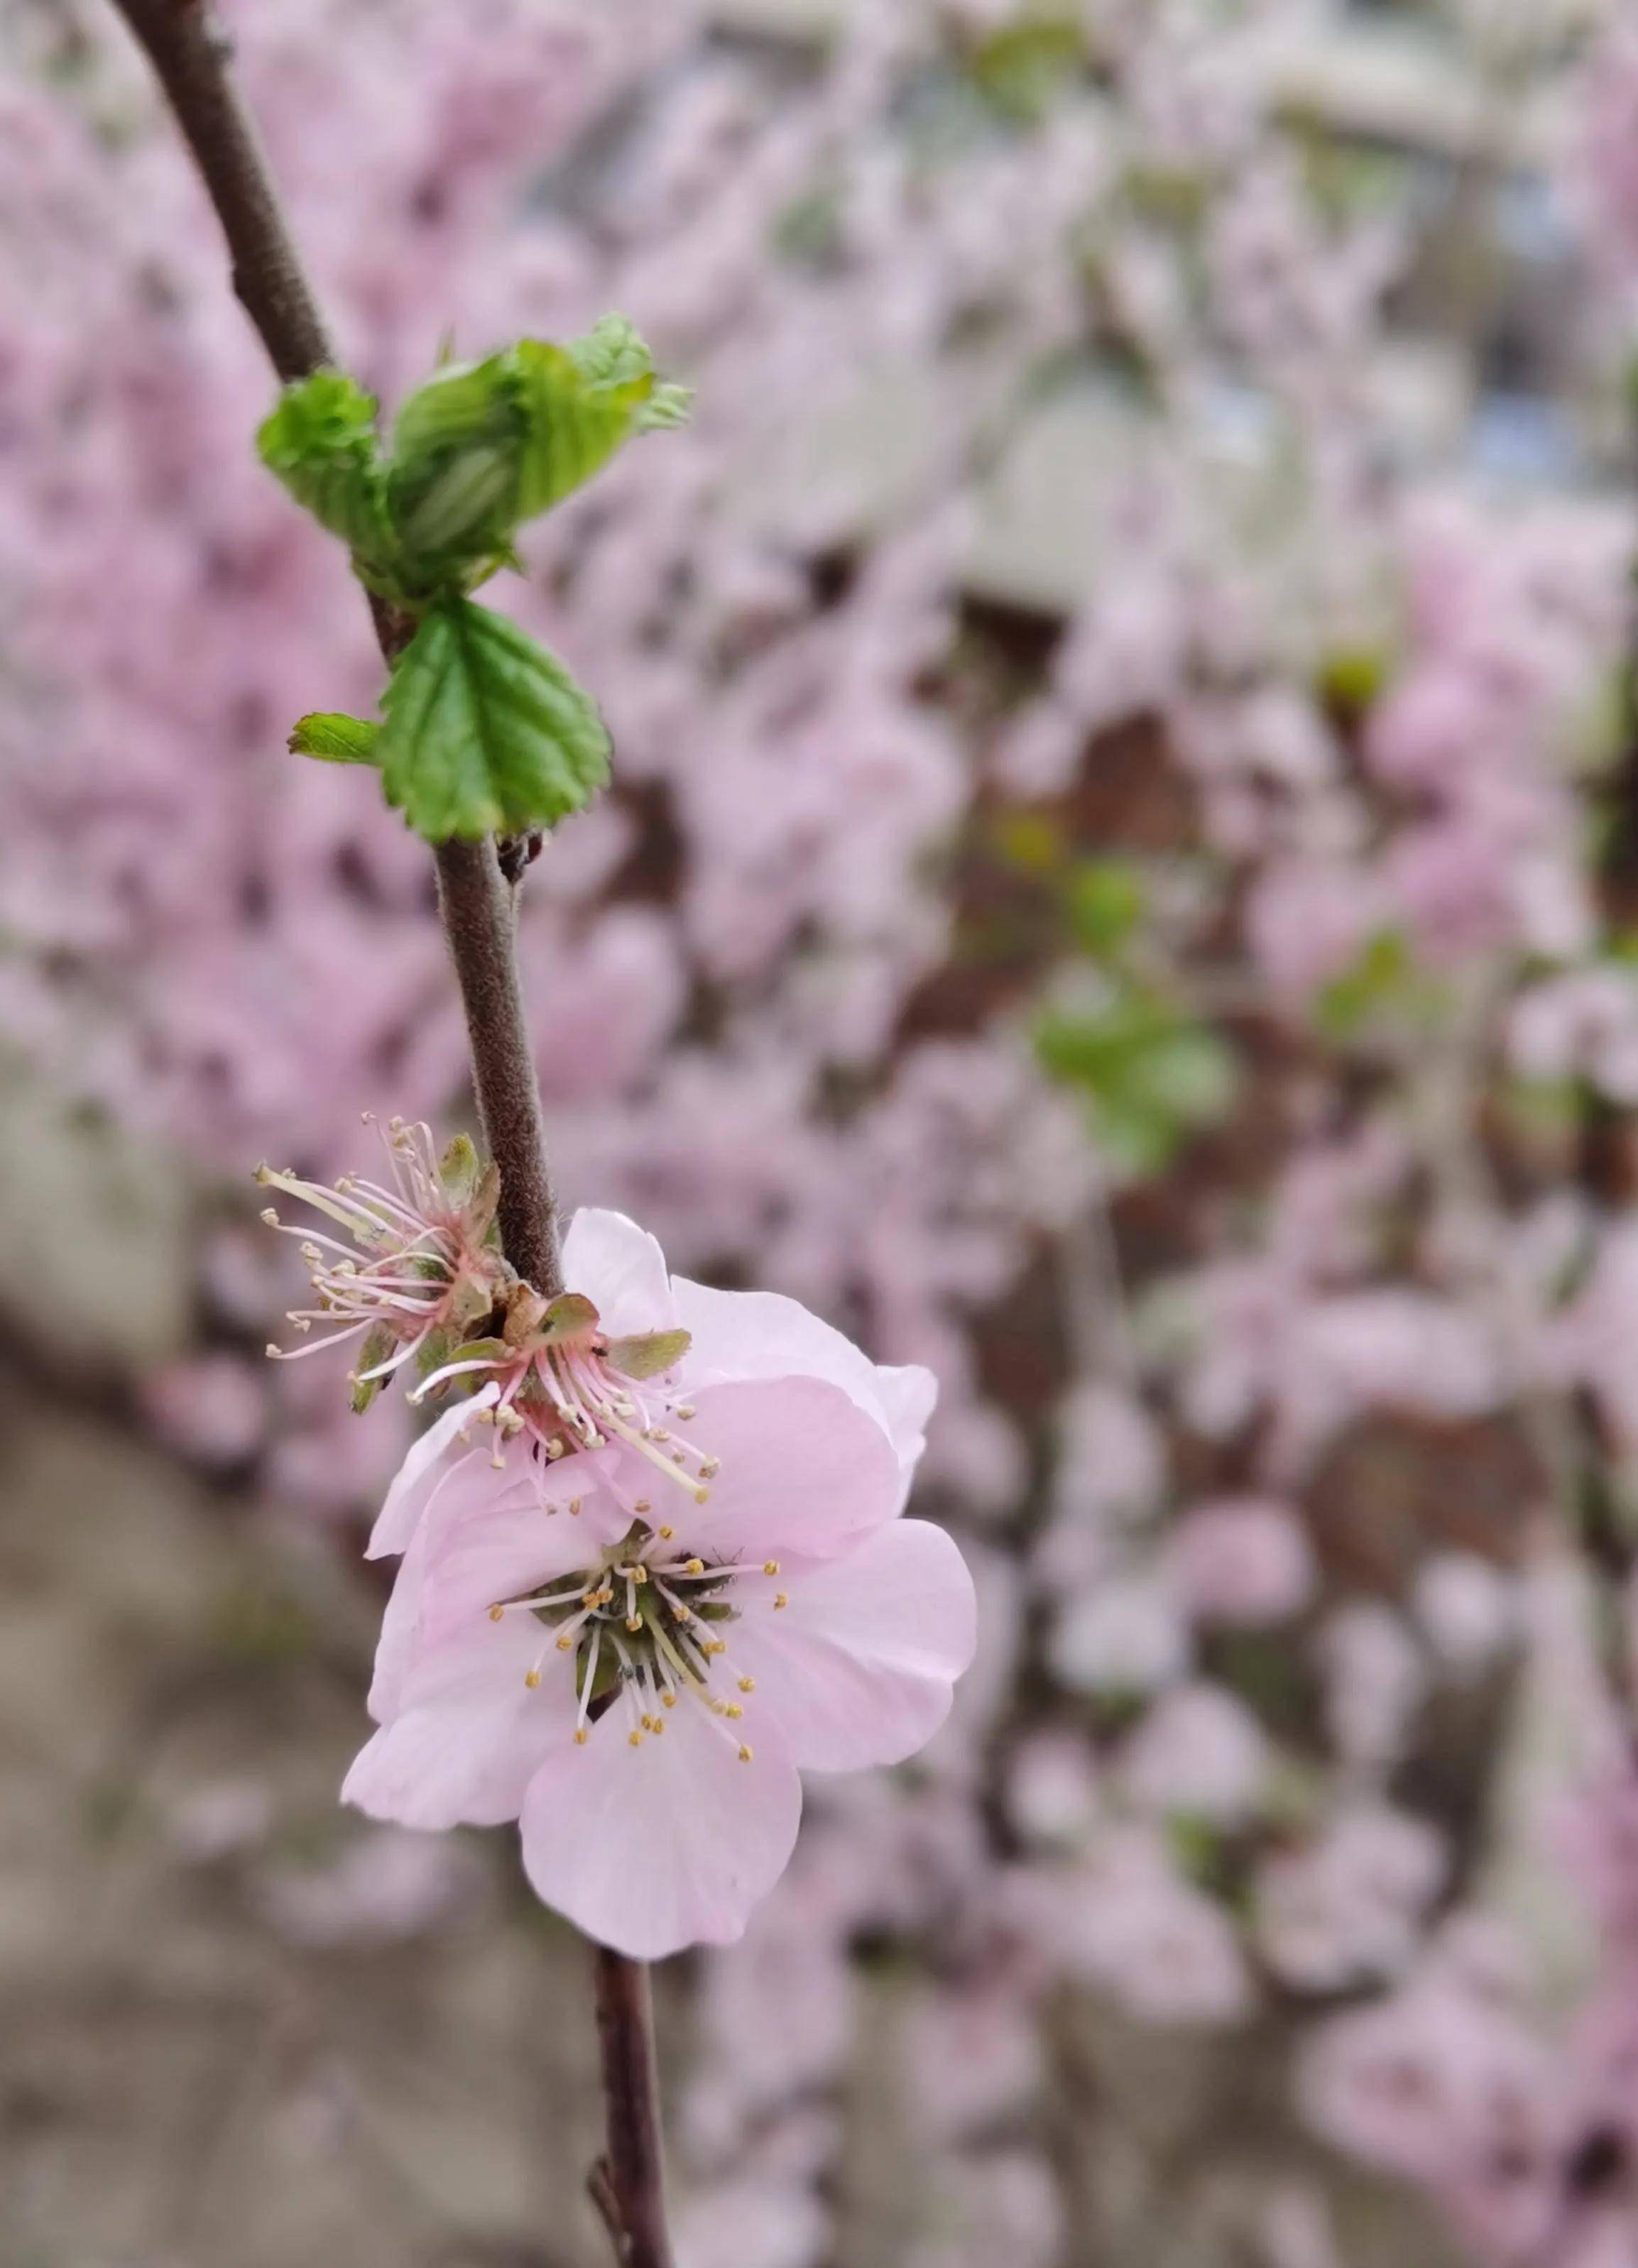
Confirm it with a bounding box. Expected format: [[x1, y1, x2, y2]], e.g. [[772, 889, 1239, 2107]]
[[345, 1620, 574, 1829], [617, 1378, 902, 1562], [726, 1520, 978, 1772], [417, 1486, 628, 1650], [367, 1384, 501, 1558], [873, 1363, 939, 1479], [671, 1277, 934, 1502], [562, 1208, 675, 1337], [368, 1455, 628, 1719], [519, 1698, 802, 1958]]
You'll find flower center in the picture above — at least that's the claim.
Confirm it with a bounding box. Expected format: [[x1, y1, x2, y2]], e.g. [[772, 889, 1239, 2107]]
[[530, 1352, 719, 1505], [488, 1520, 769, 1763]]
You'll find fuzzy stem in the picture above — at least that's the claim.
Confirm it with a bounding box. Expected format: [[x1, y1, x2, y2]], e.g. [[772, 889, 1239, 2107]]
[[101, 1, 670, 2257]]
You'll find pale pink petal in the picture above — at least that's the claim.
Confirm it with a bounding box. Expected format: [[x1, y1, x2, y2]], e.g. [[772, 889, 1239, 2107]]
[[562, 1207, 675, 1337], [727, 1520, 977, 1772], [345, 1622, 574, 1829], [672, 1278, 934, 1494], [367, 1383, 501, 1559], [618, 1379, 902, 1562], [873, 1362, 939, 1482], [416, 1486, 630, 1650], [368, 1459, 628, 1719], [519, 1699, 802, 1958]]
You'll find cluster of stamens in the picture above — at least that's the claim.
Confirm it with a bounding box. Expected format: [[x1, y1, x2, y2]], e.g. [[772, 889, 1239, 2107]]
[[489, 1521, 781, 1763], [256, 1116, 500, 1388], [420, 1330, 716, 1499]]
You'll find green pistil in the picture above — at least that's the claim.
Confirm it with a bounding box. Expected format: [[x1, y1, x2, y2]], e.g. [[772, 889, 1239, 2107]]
[[523, 1519, 736, 1709]]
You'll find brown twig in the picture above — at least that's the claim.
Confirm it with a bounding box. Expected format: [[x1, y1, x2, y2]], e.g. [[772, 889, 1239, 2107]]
[[100, 1, 672, 2259]]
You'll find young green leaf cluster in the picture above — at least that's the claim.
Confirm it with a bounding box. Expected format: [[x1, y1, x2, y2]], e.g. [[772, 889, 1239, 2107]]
[[259, 314, 689, 842]]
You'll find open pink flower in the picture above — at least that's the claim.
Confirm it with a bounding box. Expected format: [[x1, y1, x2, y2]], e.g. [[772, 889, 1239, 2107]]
[[344, 1209, 976, 1959]]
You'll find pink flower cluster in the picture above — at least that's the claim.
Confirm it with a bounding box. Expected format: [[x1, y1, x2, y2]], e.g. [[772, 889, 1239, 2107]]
[[10, 0, 1638, 2257]]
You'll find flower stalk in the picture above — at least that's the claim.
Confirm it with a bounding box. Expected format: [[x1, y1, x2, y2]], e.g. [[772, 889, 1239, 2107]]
[[101, 0, 667, 2257]]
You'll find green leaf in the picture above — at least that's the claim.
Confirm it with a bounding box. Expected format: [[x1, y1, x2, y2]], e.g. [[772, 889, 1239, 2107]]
[[1035, 985, 1235, 1178], [386, 351, 529, 563], [1066, 859, 1145, 958], [288, 712, 381, 766], [378, 598, 611, 842], [383, 319, 690, 574], [1314, 928, 1417, 1040], [563, 312, 654, 390], [257, 370, 396, 568], [510, 337, 660, 518]]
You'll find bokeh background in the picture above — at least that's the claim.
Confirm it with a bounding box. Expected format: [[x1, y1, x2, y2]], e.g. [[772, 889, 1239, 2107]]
[[6, 0, 1638, 2262]]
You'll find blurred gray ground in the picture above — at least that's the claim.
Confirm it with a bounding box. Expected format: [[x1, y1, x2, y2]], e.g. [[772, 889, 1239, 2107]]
[[0, 1390, 622, 2268]]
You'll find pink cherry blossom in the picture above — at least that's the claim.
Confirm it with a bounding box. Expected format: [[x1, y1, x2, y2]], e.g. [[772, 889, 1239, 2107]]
[[1169, 1496, 1318, 1627], [344, 1208, 976, 1957], [1255, 1804, 1447, 1992]]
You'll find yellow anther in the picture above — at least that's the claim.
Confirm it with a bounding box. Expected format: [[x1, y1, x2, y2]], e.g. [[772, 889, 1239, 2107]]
[[626, 1616, 643, 1633], [488, 1604, 505, 1623], [574, 1727, 588, 1745], [634, 1566, 649, 1585], [525, 1670, 541, 1690], [672, 1604, 692, 1623], [706, 1639, 727, 1656], [628, 1730, 642, 1748], [738, 1745, 753, 1763], [662, 1691, 677, 1708], [725, 1703, 743, 1720], [738, 1676, 755, 1693], [774, 1593, 789, 1611], [657, 1524, 674, 1540], [763, 1560, 780, 1576], [684, 1558, 704, 1577], [557, 1634, 575, 1651]]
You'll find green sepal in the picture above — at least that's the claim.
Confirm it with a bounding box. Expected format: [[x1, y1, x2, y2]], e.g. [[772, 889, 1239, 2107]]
[[539, 1292, 600, 1344], [604, 1328, 692, 1381], [414, 1325, 454, 1381], [349, 1322, 398, 1413], [437, 1132, 484, 1210], [468, 1162, 502, 1247], [377, 597, 611, 842], [443, 1335, 510, 1370], [289, 712, 381, 766], [257, 370, 398, 571], [447, 1270, 500, 1335]]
